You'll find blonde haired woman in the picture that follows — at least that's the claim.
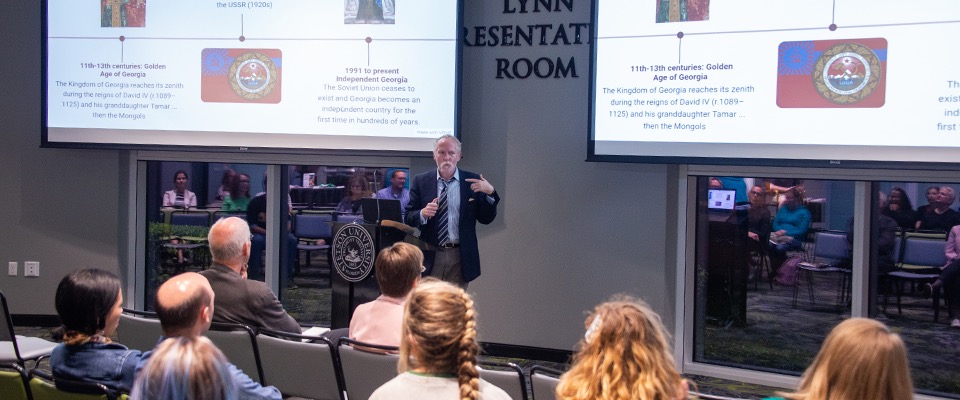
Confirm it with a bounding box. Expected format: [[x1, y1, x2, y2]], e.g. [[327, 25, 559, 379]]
[[556, 296, 688, 400], [131, 336, 238, 400], [767, 318, 913, 400], [369, 278, 510, 400]]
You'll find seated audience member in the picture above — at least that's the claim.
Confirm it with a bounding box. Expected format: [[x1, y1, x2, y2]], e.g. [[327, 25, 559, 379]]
[[199, 217, 301, 334], [140, 271, 282, 399], [215, 169, 237, 202], [916, 186, 960, 232], [717, 176, 748, 203], [246, 173, 298, 286], [556, 296, 688, 400], [920, 224, 960, 327], [766, 318, 913, 400], [349, 242, 423, 348], [221, 173, 252, 212], [769, 188, 811, 270], [881, 187, 916, 232], [747, 185, 772, 245], [708, 177, 723, 190], [161, 170, 197, 209], [376, 169, 411, 218], [336, 174, 374, 215], [131, 336, 238, 400], [50, 269, 142, 392], [369, 279, 510, 400], [915, 185, 940, 219]]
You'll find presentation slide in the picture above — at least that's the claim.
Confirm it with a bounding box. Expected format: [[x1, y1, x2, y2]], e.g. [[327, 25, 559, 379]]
[[592, 0, 960, 164], [45, 0, 458, 152]]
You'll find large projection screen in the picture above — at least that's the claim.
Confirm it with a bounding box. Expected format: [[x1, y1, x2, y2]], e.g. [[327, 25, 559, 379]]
[[590, 0, 960, 167], [43, 0, 460, 153]]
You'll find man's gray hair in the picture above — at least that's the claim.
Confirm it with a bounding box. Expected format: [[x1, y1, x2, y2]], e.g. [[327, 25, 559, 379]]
[[434, 134, 461, 152], [208, 217, 250, 262]]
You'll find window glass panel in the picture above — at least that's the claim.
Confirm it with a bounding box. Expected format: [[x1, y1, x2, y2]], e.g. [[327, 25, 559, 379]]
[[282, 165, 410, 327], [144, 161, 267, 308], [874, 181, 960, 397], [693, 176, 854, 374]]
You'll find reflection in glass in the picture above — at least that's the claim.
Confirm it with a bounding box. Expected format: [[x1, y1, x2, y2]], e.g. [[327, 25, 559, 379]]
[[144, 162, 410, 328], [874, 182, 960, 397], [693, 176, 852, 374]]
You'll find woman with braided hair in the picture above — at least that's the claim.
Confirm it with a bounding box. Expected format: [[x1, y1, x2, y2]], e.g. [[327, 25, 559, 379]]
[[370, 278, 510, 400], [49, 268, 143, 391], [556, 295, 689, 400]]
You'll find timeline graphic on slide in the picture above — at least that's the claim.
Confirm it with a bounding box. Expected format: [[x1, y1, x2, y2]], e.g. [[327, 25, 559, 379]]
[[47, 0, 456, 144], [593, 0, 960, 155]]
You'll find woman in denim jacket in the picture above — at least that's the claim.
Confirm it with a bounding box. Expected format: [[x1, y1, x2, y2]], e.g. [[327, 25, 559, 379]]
[[49, 268, 143, 392]]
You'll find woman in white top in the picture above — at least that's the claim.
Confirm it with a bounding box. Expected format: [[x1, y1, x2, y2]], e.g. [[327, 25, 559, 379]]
[[162, 170, 197, 209], [370, 279, 510, 400]]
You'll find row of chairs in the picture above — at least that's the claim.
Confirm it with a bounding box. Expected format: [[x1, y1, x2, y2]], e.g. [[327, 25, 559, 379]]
[[117, 310, 564, 400], [166, 209, 364, 229], [791, 229, 954, 319], [2, 363, 130, 400]]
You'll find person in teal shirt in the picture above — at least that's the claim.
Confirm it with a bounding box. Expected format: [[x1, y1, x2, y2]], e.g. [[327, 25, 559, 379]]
[[769, 188, 810, 271]]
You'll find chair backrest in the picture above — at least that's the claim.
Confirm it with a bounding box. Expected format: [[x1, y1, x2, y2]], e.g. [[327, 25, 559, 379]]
[[0, 363, 29, 400], [529, 365, 562, 400], [294, 213, 334, 240], [256, 329, 341, 400], [891, 235, 903, 265], [811, 231, 850, 263], [478, 361, 528, 400], [0, 291, 58, 368], [0, 291, 16, 344], [213, 211, 246, 222], [0, 290, 25, 366], [117, 310, 163, 353], [170, 212, 210, 227], [900, 236, 948, 270], [28, 368, 122, 400], [205, 323, 264, 384], [336, 338, 400, 400]]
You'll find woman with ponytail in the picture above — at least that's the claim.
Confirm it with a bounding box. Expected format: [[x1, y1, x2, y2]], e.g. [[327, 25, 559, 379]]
[[370, 278, 510, 400], [49, 268, 143, 392]]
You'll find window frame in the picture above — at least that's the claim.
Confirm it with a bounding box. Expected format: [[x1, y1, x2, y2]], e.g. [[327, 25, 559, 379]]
[[674, 164, 960, 399]]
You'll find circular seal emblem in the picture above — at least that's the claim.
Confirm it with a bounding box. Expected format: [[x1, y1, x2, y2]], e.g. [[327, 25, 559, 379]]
[[812, 42, 882, 105], [332, 223, 375, 282], [228, 52, 279, 100]]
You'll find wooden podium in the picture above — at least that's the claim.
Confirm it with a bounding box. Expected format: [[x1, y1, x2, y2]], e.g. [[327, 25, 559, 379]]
[[329, 220, 429, 328]]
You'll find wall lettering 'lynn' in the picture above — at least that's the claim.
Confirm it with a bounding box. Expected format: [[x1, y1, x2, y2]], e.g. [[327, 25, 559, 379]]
[[463, 0, 589, 79]]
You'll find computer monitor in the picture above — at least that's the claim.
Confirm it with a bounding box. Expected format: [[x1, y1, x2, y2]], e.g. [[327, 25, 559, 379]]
[[360, 198, 403, 224], [707, 189, 737, 211]]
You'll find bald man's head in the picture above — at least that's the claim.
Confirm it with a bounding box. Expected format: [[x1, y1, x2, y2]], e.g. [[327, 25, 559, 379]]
[[155, 272, 214, 337], [208, 216, 251, 265]]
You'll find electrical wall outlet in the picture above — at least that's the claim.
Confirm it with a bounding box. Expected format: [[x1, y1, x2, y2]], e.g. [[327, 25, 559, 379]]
[[7, 262, 16, 276], [24, 261, 39, 277]]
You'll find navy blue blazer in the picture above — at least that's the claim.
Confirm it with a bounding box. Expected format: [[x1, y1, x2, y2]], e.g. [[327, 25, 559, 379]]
[[404, 169, 500, 282]]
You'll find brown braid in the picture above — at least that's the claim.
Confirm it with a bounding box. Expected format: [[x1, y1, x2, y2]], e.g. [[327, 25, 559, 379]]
[[456, 289, 480, 400]]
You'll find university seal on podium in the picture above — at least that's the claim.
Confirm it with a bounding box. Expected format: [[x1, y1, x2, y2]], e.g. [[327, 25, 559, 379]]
[[228, 52, 279, 100], [812, 42, 882, 105], [332, 223, 375, 282]]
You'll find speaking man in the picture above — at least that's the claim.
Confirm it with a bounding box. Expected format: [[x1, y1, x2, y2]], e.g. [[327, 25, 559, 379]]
[[405, 134, 500, 288]]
